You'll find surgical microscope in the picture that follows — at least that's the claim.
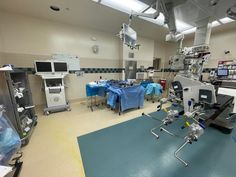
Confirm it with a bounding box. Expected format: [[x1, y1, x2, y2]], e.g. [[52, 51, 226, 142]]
[[120, 0, 236, 166]]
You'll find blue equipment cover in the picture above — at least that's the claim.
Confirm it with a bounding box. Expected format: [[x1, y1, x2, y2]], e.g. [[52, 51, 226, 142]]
[[86, 83, 109, 97], [0, 114, 21, 165], [107, 86, 122, 109], [145, 83, 163, 96], [107, 85, 145, 112], [140, 80, 153, 88]]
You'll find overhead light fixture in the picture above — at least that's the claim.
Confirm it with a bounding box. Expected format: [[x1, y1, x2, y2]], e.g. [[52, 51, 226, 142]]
[[50, 5, 60, 12], [101, 0, 148, 14], [144, 8, 157, 14], [211, 20, 221, 27], [92, 0, 102, 3], [220, 17, 234, 24]]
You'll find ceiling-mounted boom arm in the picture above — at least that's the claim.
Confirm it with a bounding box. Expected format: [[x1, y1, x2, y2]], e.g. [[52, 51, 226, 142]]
[[129, 0, 161, 25]]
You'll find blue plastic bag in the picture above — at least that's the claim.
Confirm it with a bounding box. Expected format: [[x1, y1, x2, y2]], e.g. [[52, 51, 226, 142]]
[[0, 114, 21, 165]]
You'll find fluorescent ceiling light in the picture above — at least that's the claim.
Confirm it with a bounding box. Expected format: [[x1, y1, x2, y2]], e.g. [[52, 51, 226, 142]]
[[211, 20, 221, 27], [181, 17, 234, 35], [98, 0, 235, 34], [101, 0, 148, 14], [220, 17, 234, 24]]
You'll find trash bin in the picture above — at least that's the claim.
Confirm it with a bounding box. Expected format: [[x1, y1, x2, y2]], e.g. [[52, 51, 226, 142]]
[[159, 79, 167, 90]]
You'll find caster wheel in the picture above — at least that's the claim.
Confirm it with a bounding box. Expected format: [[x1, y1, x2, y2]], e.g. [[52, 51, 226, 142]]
[[152, 101, 155, 103], [34, 121, 38, 126], [67, 108, 71, 111], [45, 111, 50, 115], [22, 138, 29, 146]]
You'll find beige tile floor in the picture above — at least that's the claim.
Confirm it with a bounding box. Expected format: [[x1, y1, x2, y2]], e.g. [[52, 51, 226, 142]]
[[20, 101, 169, 177]]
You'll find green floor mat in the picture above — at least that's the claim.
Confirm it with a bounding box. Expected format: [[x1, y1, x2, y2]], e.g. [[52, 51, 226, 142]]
[[78, 110, 236, 177]]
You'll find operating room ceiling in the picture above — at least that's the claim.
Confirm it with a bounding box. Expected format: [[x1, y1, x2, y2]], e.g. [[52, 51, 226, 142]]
[[0, 0, 235, 41], [98, 0, 236, 33], [0, 0, 168, 41]]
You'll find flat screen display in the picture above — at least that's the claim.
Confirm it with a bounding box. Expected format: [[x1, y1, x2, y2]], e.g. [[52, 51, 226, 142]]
[[217, 69, 228, 76], [54, 62, 68, 72], [35, 62, 52, 72], [123, 23, 137, 48]]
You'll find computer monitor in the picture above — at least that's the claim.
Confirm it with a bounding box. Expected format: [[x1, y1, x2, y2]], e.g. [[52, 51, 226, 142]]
[[199, 89, 213, 104], [217, 69, 229, 76], [171, 81, 183, 99], [122, 23, 137, 48], [53, 62, 68, 72], [35, 61, 52, 73]]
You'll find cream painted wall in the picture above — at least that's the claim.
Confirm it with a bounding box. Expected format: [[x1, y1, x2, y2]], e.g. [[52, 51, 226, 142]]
[[0, 27, 4, 65], [122, 37, 155, 68], [0, 11, 120, 60], [154, 41, 165, 68], [0, 11, 122, 105], [0, 11, 167, 106]]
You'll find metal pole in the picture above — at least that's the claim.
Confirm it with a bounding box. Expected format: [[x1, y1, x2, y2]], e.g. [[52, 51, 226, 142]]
[[150, 122, 165, 139], [174, 139, 190, 167]]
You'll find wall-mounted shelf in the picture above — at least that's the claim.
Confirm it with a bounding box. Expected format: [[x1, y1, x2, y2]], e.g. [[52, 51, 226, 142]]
[[218, 59, 236, 80]]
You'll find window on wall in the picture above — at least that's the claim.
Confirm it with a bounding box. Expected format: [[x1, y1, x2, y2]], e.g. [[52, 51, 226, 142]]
[[153, 58, 161, 70]]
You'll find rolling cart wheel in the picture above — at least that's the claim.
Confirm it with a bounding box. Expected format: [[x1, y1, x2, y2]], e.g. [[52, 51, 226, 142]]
[[22, 138, 29, 146], [34, 121, 38, 126], [119, 112, 121, 116], [152, 101, 155, 103], [45, 111, 50, 116], [67, 108, 71, 111]]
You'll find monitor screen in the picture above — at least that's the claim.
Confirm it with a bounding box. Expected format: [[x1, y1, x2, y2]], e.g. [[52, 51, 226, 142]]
[[122, 23, 137, 48], [35, 62, 52, 72], [217, 69, 228, 76], [54, 62, 68, 72]]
